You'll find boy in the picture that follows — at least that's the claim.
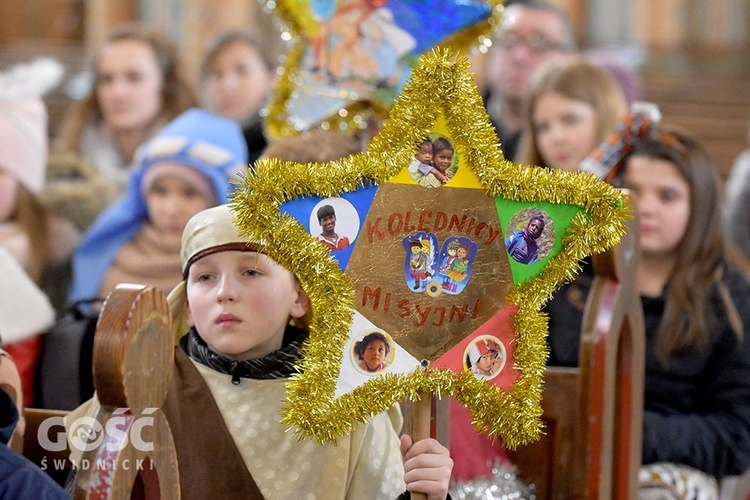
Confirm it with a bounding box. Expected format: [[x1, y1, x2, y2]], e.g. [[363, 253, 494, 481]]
[[70, 204, 453, 499], [505, 215, 545, 265], [316, 204, 350, 251]]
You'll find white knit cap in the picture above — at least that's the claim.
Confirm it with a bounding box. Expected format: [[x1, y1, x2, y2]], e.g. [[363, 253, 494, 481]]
[[0, 58, 63, 194]]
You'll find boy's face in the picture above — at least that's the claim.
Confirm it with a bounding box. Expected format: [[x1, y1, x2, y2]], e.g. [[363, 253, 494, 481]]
[[526, 219, 543, 239], [434, 148, 453, 171], [416, 143, 433, 164], [186, 250, 310, 360], [476, 352, 494, 372], [362, 339, 387, 371], [145, 165, 215, 237], [319, 214, 336, 233]]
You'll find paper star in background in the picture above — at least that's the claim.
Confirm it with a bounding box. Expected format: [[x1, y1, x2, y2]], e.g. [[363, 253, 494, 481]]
[[262, 0, 502, 138], [232, 48, 628, 448]]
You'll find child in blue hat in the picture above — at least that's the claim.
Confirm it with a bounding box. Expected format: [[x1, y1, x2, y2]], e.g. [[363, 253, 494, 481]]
[[67, 108, 248, 304]]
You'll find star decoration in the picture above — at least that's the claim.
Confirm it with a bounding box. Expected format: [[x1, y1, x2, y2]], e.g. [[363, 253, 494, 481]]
[[232, 48, 629, 448], [261, 0, 503, 138]]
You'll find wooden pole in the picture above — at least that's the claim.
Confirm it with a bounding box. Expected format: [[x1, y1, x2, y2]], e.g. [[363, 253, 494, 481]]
[[411, 392, 432, 500]]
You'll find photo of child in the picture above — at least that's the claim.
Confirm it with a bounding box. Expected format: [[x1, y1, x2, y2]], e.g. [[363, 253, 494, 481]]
[[352, 330, 395, 375], [464, 336, 506, 380], [316, 204, 350, 251], [408, 135, 457, 188], [309, 197, 360, 252], [504, 209, 554, 265]]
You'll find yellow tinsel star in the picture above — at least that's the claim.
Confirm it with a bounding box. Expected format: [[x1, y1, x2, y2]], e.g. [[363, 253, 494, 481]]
[[232, 48, 628, 448]]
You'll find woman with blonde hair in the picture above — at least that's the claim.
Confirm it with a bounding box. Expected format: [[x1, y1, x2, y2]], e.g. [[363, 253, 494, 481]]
[[515, 55, 628, 171], [54, 23, 198, 213]]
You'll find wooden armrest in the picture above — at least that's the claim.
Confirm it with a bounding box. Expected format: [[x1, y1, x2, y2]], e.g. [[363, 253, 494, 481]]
[[22, 408, 70, 467], [22, 407, 72, 487]]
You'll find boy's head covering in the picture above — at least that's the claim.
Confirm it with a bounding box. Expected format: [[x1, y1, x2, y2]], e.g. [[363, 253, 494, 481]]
[[0, 58, 63, 194], [68, 109, 249, 303], [468, 339, 494, 365], [0, 245, 55, 345], [168, 204, 264, 342], [179, 203, 264, 275]]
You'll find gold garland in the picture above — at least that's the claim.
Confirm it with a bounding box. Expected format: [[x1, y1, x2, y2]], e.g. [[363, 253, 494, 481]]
[[261, 0, 504, 139], [232, 48, 628, 448]]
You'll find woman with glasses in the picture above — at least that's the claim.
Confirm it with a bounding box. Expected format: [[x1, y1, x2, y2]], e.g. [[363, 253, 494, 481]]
[[484, 0, 577, 161]]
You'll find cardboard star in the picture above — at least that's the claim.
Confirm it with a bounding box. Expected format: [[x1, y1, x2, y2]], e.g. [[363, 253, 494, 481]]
[[232, 48, 628, 447], [262, 0, 503, 138]]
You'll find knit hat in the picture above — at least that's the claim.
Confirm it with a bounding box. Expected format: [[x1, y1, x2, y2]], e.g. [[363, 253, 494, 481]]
[[0, 58, 64, 194], [167, 204, 264, 343], [68, 109, 248, 303], [468, 339, 494, 365], [133, 108, 249, 201]]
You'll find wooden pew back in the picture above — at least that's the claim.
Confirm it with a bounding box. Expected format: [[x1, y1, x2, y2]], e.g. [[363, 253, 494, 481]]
[[506, 201, 645, 499]]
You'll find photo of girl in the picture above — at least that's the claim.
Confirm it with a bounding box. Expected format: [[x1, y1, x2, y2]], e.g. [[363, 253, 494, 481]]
[[352, 330, 395, 374]]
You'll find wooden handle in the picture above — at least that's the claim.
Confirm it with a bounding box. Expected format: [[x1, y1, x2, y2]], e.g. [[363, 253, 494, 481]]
[[411, 393, 432, 500], [412, 393, 432, 442]]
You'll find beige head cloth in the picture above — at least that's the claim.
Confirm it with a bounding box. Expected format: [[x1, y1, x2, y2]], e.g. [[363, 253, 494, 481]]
[[167, 203, 263, 344]]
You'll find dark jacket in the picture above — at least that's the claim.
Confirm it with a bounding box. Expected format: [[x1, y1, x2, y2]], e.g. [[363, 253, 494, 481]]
[[0, 388, 69, 499], [545, 265, 750, 478]]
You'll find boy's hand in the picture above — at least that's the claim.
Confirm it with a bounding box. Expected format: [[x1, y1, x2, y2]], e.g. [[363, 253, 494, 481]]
[[400, 434, 453, 500]]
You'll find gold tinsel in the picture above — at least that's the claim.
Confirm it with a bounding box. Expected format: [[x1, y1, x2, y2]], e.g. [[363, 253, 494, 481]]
[[231, 48, 629, 449], [261, 0, 504, 139]]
